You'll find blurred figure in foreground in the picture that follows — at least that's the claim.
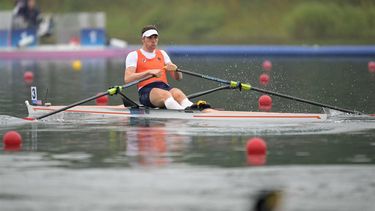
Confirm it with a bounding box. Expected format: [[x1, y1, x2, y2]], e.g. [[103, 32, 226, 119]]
[[253, 190, 283, 211]]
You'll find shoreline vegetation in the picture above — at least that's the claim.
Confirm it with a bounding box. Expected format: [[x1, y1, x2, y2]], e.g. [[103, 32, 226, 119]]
[[1, 0, 374, 45]]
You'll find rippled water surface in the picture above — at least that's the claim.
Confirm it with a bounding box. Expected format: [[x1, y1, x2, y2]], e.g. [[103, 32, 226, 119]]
[[1, 56, 375, 210]]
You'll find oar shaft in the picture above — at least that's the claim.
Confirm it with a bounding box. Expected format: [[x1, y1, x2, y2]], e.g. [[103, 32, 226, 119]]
[[35, 75, 153, 120], [118, 75, 153, 91], [178, 69, 229, 84], [178, 68, 360, 114], [251, 87, 359, 114], [187, 85, 231, 100], [35, 92, 107, 120]]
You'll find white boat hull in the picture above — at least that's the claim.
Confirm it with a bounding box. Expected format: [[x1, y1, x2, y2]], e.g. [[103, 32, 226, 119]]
[[25, 101, 327, 123]]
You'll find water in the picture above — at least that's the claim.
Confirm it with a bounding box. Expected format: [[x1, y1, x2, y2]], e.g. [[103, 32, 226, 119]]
[[1, 57, 375, 211]]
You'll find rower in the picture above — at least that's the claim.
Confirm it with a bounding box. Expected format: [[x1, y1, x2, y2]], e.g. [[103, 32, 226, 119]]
[[124, 25, 209, 110]]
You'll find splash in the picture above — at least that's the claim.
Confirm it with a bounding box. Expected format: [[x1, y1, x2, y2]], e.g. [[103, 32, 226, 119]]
[[0, 115, 34, 127]]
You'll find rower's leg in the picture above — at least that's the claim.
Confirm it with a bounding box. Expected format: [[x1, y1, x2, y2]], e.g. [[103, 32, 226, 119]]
[[164, 97, 184, 109], [150, 88, 183, 109], [180, 98, 194, 108], [170, 88, 193, 108]]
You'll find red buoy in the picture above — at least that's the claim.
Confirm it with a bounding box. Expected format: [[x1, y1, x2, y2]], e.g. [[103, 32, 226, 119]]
[[258, 95, 272, 112], [368, 61, 375, 73], [3, 131, 22, 147], [23, 71, 34, 84], [259, 73, 270, 86], [69, 36, 80, 46], [96, 95, 109, 105], [246, 137, 267, 166], [262, 60, 272, 71], [246, 137, 267, 155]]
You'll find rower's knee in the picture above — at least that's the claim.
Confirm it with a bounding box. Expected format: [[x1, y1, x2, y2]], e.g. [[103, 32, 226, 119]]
[[150, 88, 172, 106], [170, 88, 186, 101], [159, 90, 173, 100]]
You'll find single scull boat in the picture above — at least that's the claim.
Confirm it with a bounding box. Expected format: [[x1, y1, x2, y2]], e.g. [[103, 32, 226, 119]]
[[23, 69, 365, 123], [25, 101, 327, 123]]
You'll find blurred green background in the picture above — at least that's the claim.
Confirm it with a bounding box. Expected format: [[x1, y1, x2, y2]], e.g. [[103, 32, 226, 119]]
[[1, 0, 375, 44]]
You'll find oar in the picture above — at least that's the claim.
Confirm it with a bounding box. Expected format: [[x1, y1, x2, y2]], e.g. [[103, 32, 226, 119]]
[[177, 68, 362, 114], [29, 75, 153, 120], [187, 85, 231, 100]]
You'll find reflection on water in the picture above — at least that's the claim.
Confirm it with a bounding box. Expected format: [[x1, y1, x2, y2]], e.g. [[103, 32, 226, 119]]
[[1, 115, 375, 211], [2, 118, 373, 168], [126, 123, 191, 167]]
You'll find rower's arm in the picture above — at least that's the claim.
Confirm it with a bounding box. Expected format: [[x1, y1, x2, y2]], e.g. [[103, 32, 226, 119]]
[[124, 66, 136, 83], [124, 67, 162, 83], [166, 63, 182, 81]]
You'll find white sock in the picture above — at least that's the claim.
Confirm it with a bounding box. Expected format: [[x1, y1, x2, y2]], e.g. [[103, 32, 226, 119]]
[[164, 97, 184, 110], [180, 98, 193, 108]]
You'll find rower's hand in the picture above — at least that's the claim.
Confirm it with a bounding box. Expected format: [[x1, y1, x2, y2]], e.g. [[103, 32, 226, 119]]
[[164, 63, 178, 72], [149, 69, 162, 78]]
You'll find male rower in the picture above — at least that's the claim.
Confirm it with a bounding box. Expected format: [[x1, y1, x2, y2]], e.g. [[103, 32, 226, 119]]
[[124, 25, 202, 110]]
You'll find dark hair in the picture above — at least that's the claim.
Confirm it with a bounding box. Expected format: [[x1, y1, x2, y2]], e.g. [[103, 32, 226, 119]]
[[141, 25, 158, 35]]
